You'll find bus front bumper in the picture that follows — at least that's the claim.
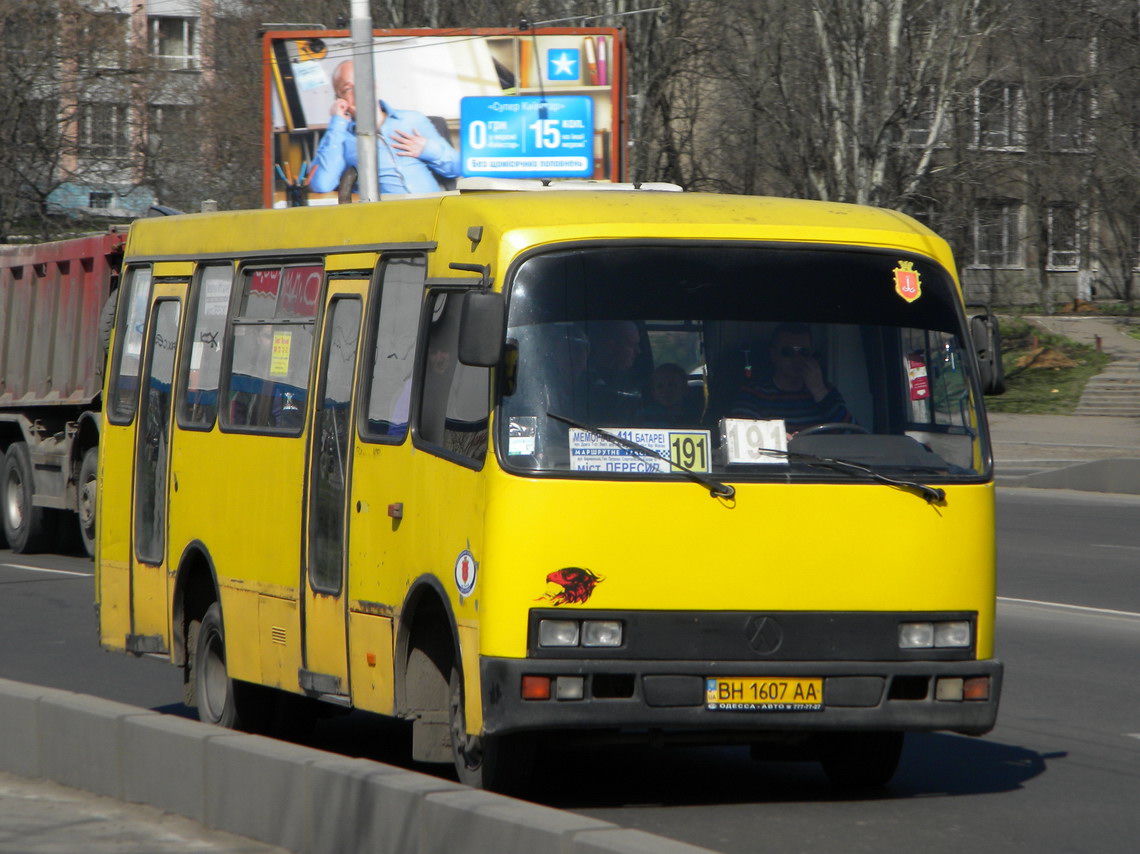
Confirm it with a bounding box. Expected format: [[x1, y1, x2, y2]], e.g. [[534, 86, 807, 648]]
[[480, 657, 1003, 738]]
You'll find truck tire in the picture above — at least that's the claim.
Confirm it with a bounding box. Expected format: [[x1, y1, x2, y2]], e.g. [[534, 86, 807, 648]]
[[2, 443, 48, 554], [77, 448, 99, 558]]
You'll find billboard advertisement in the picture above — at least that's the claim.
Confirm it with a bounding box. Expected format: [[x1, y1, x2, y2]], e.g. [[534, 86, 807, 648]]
[[263, 28, 626, 208]]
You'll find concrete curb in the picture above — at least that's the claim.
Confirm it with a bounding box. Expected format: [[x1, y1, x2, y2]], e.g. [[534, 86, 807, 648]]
[[996, 457, 1140, 494], [0, 678, 715, 854]]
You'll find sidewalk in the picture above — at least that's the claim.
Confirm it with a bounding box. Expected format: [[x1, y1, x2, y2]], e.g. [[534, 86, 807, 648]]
[[1022, 315, 1140, 417], [989, 412, 1140, 492], [1022, 314, 1140, 361], [0, 772, 288, 854], [990, 316, 1140, 493]]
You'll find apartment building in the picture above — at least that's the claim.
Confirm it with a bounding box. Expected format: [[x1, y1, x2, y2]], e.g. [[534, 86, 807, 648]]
[[44, 0, 217, 218]]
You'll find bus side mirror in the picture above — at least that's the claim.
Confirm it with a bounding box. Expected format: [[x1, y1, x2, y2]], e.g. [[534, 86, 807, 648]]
[[458, 290, 505, 367], [968, 307, 1006, 396]]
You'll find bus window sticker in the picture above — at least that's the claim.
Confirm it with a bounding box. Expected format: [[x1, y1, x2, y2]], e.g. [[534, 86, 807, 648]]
[[508, 416, 537, 455], [893, 260, 922, 303], [271, 330, 292, 375]]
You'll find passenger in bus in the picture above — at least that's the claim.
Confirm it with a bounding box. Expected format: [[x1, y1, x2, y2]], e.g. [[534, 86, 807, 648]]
[[387, 340, 450, 437], [638, 362, 701, 426], [585, 320, 645, 422], [310, 60, 461, 196], [729, 322, 854, 433]]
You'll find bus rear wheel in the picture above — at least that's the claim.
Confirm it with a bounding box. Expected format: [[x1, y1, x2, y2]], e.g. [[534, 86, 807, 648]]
[[192, 602, 273, 733], [818, 731, 905, 788], [448, 667, 534, 794], [2, 442, 47, 554]]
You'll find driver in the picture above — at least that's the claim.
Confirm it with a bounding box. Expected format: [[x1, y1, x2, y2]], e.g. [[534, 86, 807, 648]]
[[728, 323, 855, 434]]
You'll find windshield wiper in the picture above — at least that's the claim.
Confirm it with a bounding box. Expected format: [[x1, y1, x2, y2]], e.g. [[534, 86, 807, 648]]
[[546, 411, 735, 500], [760, 448, 946, 504]]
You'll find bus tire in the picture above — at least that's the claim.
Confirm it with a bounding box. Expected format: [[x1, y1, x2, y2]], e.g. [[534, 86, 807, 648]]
[[193, 602, 274, 733], [449, 667, 534, 794], [77, 448, 98, 558], [2, 442, 48, 554], [818, 731, 905, 788]]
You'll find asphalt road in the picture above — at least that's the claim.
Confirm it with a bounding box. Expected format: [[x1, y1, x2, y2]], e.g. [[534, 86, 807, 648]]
[[0, 487, 1137, 853]]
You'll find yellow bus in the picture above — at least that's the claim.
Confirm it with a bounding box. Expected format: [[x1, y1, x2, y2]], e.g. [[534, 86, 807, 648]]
[[96, 187, 1003, 791]]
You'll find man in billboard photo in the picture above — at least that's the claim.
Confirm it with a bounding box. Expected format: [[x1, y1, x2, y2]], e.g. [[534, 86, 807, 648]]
[[310, 60, 461, 196]]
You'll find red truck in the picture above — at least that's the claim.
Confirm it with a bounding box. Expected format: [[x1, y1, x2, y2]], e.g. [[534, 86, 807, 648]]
[[0, 228, 126, 555]]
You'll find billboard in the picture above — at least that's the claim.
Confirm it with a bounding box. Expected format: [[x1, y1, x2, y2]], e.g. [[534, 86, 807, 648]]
[[263, 28, 626, 208]]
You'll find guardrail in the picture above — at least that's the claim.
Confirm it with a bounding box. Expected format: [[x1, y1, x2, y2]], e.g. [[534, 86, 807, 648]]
[[0, 678, 715, 854]]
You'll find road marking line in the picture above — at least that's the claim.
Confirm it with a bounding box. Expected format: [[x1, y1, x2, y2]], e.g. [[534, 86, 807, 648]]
[[1126, 734, 1140, 741], [998, 596, 1140, 619], [0, 563, 91, 577], [1090, 543, 1140, 552]]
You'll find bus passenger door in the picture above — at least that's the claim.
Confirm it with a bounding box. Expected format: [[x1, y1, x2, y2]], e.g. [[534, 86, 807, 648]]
[[129, 289, 183, 653], [300, 284, 365, 698]]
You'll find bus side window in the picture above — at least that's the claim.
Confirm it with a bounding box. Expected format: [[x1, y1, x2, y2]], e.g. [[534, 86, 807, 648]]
[[418, 291, 489, 464], [178, 265, 233, 429], [361, 255, 426, 442], [106, 265, 152, 425], [221, 263, 320, 434]]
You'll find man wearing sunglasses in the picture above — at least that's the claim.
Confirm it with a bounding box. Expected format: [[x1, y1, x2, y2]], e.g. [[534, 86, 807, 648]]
[[729, 322, 854, 433]]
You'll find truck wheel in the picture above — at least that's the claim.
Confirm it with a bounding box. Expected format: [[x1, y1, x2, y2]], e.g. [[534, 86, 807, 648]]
[[78, 448, 98, 558], [2, 443, 48, 554], [449, 666, 534, 793], [192, 602, 274, 733]]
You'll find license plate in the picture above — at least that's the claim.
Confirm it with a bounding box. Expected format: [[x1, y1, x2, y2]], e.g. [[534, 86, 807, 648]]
[[706, 677, 823, 711]]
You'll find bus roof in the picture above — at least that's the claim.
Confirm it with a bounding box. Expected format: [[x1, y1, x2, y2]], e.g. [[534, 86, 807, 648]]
[[124, 191, 958, 279]]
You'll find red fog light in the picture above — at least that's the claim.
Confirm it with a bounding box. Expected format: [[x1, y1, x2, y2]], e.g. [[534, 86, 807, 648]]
[[521, 675, 551, 700], [963, 676, 990, 701]]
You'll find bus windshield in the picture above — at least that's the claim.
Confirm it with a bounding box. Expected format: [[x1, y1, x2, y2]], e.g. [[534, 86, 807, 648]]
[[498, 244, 989, 481]]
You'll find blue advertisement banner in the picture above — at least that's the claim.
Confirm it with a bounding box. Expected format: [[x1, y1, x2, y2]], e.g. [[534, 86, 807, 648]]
[[460, 95, 594, 178]]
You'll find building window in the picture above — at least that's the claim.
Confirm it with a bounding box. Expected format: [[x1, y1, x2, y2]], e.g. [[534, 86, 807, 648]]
[[147, 105, 194, 152], [150, 17, 197, 70], [84, 12, 128, 70], [974, 82, 1025, 150], [973, 199, 1022, 268], [16, 100, 58, 147], [1046, 85, 1093, 151], [79, 103, 129, 159], [88, 191, 113, 209], [904, 88, 948, 147], [903, 201, 938, 231], [1047, 204, 1080, 270]]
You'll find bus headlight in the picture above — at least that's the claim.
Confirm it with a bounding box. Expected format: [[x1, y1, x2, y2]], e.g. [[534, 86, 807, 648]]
[[898, 622, 934, 648], [933, 621, 971, 648], [899, 620, 972, 649], [538, 620, 580, 647], [582, 620, 623, 647]]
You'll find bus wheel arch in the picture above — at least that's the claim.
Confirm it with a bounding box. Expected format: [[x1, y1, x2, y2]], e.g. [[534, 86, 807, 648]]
[[172, 543, 220, 703], [396, 577, 459, 765]]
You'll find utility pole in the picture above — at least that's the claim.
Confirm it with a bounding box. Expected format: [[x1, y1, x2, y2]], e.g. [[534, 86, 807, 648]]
[[350, 0, 379, 201]]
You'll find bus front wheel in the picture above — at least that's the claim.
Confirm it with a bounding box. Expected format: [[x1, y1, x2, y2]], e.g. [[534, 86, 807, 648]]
[[448, 667, 534, 794], [818, 731, 905, 788], [192, 602, 273, 732]]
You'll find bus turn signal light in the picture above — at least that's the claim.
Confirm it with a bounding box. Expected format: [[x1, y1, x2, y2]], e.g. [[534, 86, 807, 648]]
[[522, 675, 551, 700], [963, 676, 990, 701]]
